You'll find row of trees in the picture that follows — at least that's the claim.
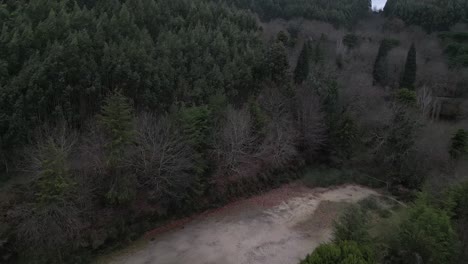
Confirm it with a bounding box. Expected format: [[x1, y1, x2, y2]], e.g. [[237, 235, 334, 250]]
[[384, 0, 468, 31], [0, 0, 263, 158], [3, 30, 435, 262], [1, 1, 467, 262], [372, 38, 417, 92], [302, 183, 468, 264], [224, 0, 371, 26]]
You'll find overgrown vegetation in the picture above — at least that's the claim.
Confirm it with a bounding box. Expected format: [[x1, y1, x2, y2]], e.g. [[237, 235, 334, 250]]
[[301, 193, 462, 264], [1, 0, 468, 263], [440, 32, 468, 68], [226, 0, 371, 26], [384, 0, 468, 31]]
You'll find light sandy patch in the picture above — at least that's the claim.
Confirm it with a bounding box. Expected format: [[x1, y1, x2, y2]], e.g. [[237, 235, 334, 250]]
[[98, 185, 378, 264]]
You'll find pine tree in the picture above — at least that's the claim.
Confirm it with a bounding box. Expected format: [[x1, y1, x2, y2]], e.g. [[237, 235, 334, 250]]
[[373, 40, 389, 86], [401, 43, 417, 89], [373, 39, 399, 86], [36, 137, 75, 204], [176, 106, 212, 209], [98, 91, 136, 204], [450, 129, 467, 160], [312, 41, 324, 64], [276, 30, 289, 45], [266, 42, 290, 85], [294, 41, 310, 84]]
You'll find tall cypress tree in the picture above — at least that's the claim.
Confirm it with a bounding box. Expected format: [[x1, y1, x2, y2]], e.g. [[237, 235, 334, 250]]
[[373, 40, 389, 86], [450, 129, 467, 160], [373, 39, 399, 86], [401, 43, 417, 89], [294, 40, 310, 84], [266, 42, 290, 85]]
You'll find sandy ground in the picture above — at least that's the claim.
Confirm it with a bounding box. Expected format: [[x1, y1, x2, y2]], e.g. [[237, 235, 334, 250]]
[[99, 184, 378, 264]]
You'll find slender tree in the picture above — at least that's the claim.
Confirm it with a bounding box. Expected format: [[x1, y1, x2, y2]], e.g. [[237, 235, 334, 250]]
[[401, 43, 417, 89], [373, 40, 389, 86], [98, 91, 136, 204], [265, 42, 290, 85], [294, 41, 311, 84], [450, 129, 467, 160], [373, 39, 399, 86]]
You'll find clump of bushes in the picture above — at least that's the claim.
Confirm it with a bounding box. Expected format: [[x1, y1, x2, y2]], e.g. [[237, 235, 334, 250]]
[[396, 88, 417, 106]]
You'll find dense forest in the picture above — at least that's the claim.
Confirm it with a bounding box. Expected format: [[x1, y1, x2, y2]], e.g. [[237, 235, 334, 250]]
[[0, 0, 467, 263], [384, 0, 468, 31], [222, 0, 371, 26]]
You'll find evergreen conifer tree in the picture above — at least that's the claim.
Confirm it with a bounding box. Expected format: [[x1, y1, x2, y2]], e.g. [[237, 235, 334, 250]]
[[401, 43, 417, 89], [294, 41, 311, 84], [266, 42, 290, 85], [98, 91, 136, 204], [450, 129, 467, 160]]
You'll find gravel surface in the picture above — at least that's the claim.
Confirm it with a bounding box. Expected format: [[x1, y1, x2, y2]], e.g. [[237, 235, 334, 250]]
[[98, 184, 378, 264]]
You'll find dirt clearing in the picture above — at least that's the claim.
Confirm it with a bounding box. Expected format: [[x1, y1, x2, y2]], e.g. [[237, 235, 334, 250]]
[[98, 184, 378, 264]]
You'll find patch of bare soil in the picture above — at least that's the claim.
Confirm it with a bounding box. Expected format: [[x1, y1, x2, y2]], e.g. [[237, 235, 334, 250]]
[[97, 184, 378, 264]]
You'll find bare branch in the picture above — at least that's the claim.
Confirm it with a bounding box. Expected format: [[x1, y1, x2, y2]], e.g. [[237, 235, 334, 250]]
[[135, 112, 194, 200]]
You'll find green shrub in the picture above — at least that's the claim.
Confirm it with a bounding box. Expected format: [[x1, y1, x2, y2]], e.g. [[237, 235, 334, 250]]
[[334, 205, 370, 244], [343, 34, 360, 49], [396, 88, 417, 106], [359, 196, 380, 212], [396, 203, 458, 264], [300, 241, 375, 264], [98, 91, 136, 205], [301, 168, 386, 189]]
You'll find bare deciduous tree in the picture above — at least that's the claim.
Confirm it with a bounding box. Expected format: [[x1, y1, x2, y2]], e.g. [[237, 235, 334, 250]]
[[295, 86, 327, 155], [135, 112, 194, 200], [417, 85, 435, 118], [14, 202, 81, 262], [79, 121, 107, 177], [257, 87, 299, 168], [213, 106, 257, 177], [13, 124, 82, 262]]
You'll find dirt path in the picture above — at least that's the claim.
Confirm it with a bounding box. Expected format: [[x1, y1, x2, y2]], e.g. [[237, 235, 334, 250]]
[[98, 184, 378, 264]]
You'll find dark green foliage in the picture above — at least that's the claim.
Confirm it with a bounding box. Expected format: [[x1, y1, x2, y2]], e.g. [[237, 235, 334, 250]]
[[440, 32, 468, 68], [397, 203, 458, 264], [16, 130, 81, 263], [276, 30, 289, 45], [294, 41, 311, 84], [300, 241, 375, 264], [334, 206, 370, 244], [384, 0, 468, 32], [98, 92, 135, 168], [287, 23, 301, 40], [0, 0, 263, 151], [449, 129, 467, 160], [400, 43, 417, 89], [444, 182, 468, 261], [373, 39, 400, 86], [379, 109, 421, 188], [343, 33, 360, 49], [176, 106, 212, 207], [312, 40, 325, 65], [329, 114, 359, 162], [36, 139, 75, 204], [396, 88, 417, 106], [98, 91, 136, 204], [248, 97, 268, 140], [302, 168, 387, 189], [226, 0, 371, 26], [264, 42, 290, 85], [177, 106, 212, 175]]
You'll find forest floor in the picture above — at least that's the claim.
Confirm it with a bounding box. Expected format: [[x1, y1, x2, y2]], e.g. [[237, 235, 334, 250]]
[[97, 183, 379, 264]]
